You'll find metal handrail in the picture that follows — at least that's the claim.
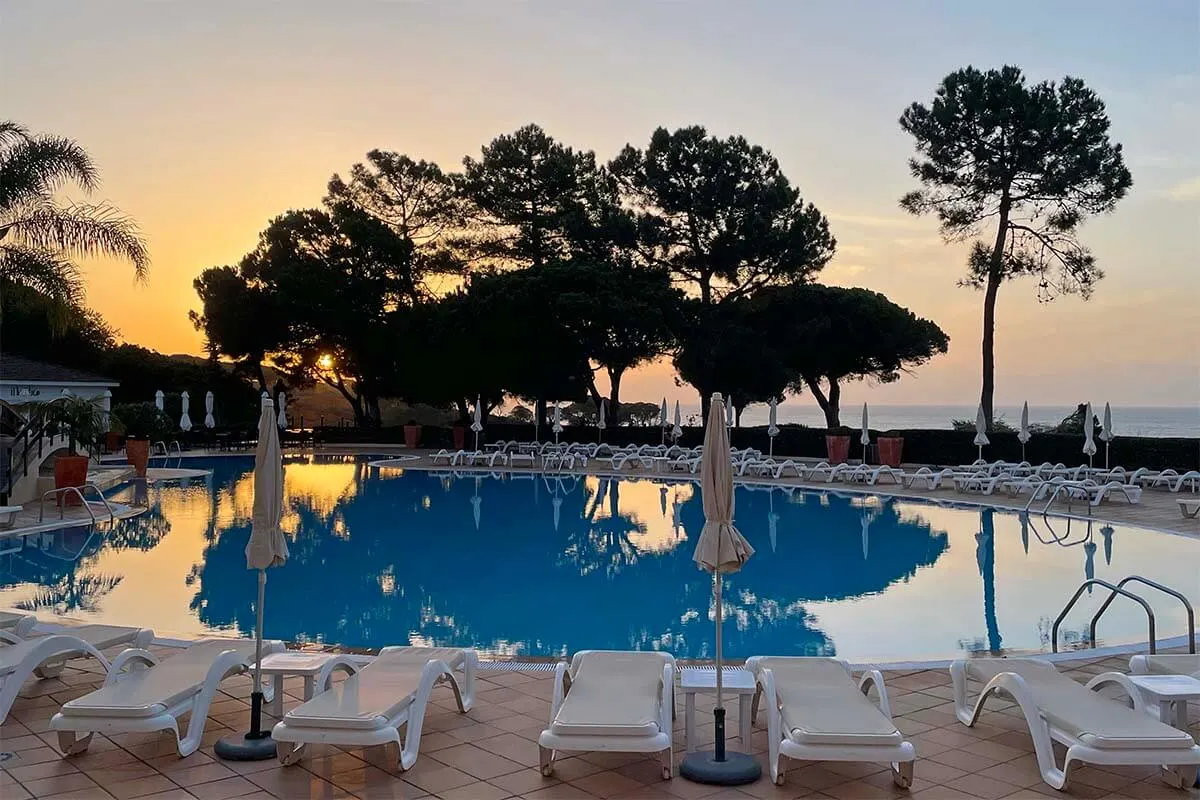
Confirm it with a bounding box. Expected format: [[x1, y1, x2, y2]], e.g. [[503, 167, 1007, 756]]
[[38, 483, 117, 524], [168, 440, 182, 456], [1089, 576, 1195, 655], [1052, 579, 1157, 653], [152, 440, 168, 456]]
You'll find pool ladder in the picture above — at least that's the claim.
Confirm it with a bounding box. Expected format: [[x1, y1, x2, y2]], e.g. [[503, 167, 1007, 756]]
[[1051, 575, 1196, 655]]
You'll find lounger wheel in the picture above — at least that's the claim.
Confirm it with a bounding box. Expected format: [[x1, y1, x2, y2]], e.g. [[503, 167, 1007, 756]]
[[539, 746, 555, 777], [892, 761, 913, 789], [57, 730, 92, 755], [34, 660, 66, 679], [1162, 764, 1198, 789], [277, 742, 305, 765]]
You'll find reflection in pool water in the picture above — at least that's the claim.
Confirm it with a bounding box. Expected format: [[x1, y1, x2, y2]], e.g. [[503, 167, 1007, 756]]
[[0, 455, 1195, 662]]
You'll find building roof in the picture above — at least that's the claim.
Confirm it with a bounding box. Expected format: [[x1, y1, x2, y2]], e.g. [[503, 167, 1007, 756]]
[[0, 354, 118, 386]]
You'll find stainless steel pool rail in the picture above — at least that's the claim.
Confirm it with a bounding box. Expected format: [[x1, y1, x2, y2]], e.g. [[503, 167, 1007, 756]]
[[38, 483, 117, 524], [1052, 575, 1196, 655]]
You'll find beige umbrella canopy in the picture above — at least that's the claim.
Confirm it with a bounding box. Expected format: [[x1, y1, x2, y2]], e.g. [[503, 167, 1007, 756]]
[[683, 393, 758, 783]]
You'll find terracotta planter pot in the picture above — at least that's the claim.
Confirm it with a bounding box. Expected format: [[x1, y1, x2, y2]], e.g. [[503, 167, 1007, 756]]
[[403, 424, 421, 449], [54, 455, 90, 506], [825, 435, 851, 465], [104, 431, 122, 454], [878, 436, 904, 468], [126, 438, 151, 477], [451, 425, 466, 451]]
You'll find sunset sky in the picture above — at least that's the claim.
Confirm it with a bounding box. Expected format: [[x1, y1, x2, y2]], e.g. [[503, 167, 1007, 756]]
[[6, 0, 1198, 407]]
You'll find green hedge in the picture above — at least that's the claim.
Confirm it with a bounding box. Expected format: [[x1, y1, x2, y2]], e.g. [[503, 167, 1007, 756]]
[[311, 422, 1198, 470]]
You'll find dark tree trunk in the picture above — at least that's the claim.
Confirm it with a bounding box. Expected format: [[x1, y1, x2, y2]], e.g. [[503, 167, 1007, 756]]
[[535, 398, 547, 431], [981, 197, 1011, 431], [607, 368, 622, 425], [804, 375, 842, 428], [454, 397, 471, 425]]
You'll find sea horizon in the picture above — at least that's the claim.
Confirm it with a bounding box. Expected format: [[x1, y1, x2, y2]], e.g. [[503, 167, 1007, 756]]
[[664, 403, 1199, 438]]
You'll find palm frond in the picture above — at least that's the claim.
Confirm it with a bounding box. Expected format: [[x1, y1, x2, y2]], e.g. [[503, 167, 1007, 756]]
[[6, 202, 148, 279], [0, 134, 99, 211], [0, 243, 85, 303], [0, 121, 31, 147]]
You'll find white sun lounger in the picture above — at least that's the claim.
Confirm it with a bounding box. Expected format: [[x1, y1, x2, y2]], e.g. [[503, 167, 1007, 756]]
[[1130, 654, 1200, 679], [951, 657, 1200, 790], [746, 657, 914, 788], [954, 471, 1013, 495], [1178, 499, 1200, 519], [0, 610, 36, 637], [539, 650, 675, 780], [273, 646, 477, 771], [51, 638, 282, 757], [1, 625, 154, 724], [903, 467, 956, 490]]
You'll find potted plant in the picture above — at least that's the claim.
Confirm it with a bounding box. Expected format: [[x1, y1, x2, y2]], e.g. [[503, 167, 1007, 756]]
[[878, 431, 904, 468], [403, 419, 422, 449], [825, 425, 852, 464], [112, 402, 172, 477], [35, 396, 107, 504]]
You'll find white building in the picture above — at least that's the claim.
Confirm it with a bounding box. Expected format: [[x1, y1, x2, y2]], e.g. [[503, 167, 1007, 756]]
[[1, 355, 118, 428]]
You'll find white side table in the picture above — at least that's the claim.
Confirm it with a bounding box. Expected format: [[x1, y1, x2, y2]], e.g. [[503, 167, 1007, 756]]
[[253, 651, 359, 717], [680, 668, 757, 753], [1127, 674, 1200, 729]]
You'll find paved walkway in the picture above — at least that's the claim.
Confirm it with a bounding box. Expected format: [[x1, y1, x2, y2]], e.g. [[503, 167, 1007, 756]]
[[2, 641, 1198, 799]]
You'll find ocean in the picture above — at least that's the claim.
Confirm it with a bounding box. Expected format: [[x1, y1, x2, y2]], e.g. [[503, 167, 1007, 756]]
[[675, 404, 1198, 438]]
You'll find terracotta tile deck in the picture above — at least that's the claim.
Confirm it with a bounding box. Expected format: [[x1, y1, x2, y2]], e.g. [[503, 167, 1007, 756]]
[[3, 644, 1198, 799]]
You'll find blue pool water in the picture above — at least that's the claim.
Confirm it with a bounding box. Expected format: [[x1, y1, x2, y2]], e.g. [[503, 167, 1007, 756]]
[[0, 454, 1196, 662]]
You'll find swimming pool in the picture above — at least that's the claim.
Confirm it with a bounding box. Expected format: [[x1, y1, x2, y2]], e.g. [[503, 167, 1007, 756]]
[[0, 454, 1195, 663]]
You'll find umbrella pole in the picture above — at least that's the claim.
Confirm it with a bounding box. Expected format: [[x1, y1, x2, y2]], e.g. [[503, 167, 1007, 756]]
[[250, 569, 267, 736], [214, 569, 275, 760], [681, 569, 759, 784], [1105, 443, 1109, 470], [714, 572, 725, 762], [769, 437, 774, 458]]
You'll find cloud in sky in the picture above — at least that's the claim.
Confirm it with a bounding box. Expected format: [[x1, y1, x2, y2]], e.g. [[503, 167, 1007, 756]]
[[1165, 176, 1200, 201]]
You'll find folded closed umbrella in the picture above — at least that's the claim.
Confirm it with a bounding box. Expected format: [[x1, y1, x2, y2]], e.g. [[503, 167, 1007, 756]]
[[204, 391, 216, 429], [860, 403, 870, 462], [552, 402, 562, 444], [1082, 402, 1097, 465], [660, 398, 668, 445], [682, 392, 759, 784], [277, 392, 287, 430], [215, 395, 288, 760], [767, 399, 779, 457], [154, 390, 164, 411], [1017, 402, 1031, 461], [1100, 402, 1113, 469], [471, 395, 484, 451], [672, 400, 683, 441], [973, 404, 989, 460], [597, 398, 606, 442], [726, 395, 734, 429], [180, 391, 192, 432]]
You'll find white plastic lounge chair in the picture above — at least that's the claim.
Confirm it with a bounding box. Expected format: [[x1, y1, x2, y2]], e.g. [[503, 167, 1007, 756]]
[[841, 465, 903, 485], [954, 471, 1013, 495], [746, 657, 914, 788], [951, 657, 1200, 790], [1178, 499, 1200, 519], [51, 638, 281, 757], [273, 646, 477, 771], [903, 467, 955, 490], [1, 625, 154, 724], [1130, 654, 1200, 679], [0, 610, 36, 637], [538, 650, 675, 780], [1161, 470, 1200, 493], [429, 449, 459, 465]]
